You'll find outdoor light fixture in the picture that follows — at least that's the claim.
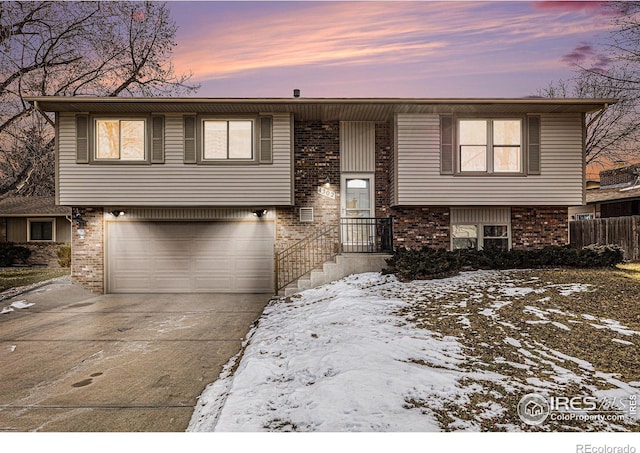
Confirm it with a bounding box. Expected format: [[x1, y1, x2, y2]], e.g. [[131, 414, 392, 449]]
[[74, 213, 86, 240], [324, 176, 331, 187], [110, 210, 125, 217], [253, 209, 268, 218]]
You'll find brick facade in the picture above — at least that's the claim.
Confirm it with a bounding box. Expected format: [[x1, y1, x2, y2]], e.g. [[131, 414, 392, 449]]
[[71, 207, 104, 293], [600, 164, 640, 187], [275, 120, 395, 252], [275, 121, 341, 251], [390, 207, 451, 249], [511, 207, 568, 249], [375, 122, 393, 218]]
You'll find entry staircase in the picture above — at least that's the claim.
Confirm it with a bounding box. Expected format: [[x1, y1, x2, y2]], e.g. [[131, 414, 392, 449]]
[[275, 217, 393, 296]]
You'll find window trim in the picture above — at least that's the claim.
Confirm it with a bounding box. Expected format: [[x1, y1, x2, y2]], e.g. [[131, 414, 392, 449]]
[[455, 116, 526, 176], [27, 218, 56, 243], [89, 115, 152, 165], [451, 222, 511, 251], [197, 116, 259, 165]]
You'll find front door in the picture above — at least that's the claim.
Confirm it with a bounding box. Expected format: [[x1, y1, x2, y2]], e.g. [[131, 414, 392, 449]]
[[341, 174, 375, 251]]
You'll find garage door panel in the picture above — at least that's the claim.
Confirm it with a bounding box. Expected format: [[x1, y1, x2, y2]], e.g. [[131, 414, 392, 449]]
[[107, 220, 274, 293]]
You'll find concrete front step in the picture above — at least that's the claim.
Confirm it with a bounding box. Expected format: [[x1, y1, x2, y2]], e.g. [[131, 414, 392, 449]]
[[280, 253, 391, 297]]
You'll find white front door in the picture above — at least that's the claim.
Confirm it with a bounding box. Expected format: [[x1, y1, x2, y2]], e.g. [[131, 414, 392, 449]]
[[341, 174, 375, 251]]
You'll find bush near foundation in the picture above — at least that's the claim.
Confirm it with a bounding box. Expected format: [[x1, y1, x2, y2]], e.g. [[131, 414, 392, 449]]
[[383, 244, 624, 281], [57, 243, 71, 268], [0, 243, 32, 267]]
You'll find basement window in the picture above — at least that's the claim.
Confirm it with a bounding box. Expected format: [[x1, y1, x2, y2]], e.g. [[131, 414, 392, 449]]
[[451, 224, 509, 251]]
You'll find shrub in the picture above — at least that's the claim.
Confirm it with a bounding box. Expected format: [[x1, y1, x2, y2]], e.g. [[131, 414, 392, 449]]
[[0, 243, 32, 267], [383, 244, 625, 281], [57, 243, 71, 268]]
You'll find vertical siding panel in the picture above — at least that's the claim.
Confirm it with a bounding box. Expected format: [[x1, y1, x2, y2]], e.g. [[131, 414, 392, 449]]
[[341, 121, 375, 172], [7, 218, 27, 242], [56, 217, 72, 242], [450, 207, 511, 224]]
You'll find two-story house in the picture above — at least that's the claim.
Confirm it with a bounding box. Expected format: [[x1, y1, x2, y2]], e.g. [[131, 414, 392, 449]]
[[28, 96, 613, 294]]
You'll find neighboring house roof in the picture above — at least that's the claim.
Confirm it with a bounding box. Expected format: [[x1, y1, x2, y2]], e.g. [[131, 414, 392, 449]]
[[0, 197, 71, 216], [27, 96, 615, 121], [586, 185, 640, 204]]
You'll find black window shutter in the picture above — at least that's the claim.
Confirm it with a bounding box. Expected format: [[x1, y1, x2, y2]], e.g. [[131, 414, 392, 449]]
[[259, 116, 273, 164], [184, 116, 196, 164], [528, 116, 541, 175], [76, 115, 89, 163], [151, 116, 165, 163], [440, 115, 454, 174]]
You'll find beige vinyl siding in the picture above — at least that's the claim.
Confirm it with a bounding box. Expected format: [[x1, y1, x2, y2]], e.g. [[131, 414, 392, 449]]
[[58, 113, 293, 206], [341, 121, 375, 172], [395, 114, 584, 206]]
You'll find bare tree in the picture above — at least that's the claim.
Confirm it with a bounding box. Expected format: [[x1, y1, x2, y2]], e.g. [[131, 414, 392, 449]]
[[539, 2, 640, 171], [539, 69, 640, 167], [0, 1, 198, 197]]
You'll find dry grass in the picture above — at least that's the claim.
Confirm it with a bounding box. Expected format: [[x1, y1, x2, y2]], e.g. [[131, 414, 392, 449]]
[[390, 268, 640, 432], [0, 267, 70, 292]]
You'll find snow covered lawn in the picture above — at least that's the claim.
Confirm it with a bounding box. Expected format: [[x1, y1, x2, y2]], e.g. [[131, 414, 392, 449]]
[[188, 269, 640, 432]]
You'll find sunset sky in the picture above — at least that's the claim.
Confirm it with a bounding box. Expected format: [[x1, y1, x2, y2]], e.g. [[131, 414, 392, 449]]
[[168, 1, 618, 98]]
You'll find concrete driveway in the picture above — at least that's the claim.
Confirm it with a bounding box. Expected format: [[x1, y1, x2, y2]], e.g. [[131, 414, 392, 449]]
[[0, 282, 270, 431]]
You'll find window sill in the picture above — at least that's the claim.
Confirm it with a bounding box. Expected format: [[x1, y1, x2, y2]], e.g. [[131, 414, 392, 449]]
[[89, 160, 151, 165], [453, 171, 528, 177], [197, 159, 260, 166]]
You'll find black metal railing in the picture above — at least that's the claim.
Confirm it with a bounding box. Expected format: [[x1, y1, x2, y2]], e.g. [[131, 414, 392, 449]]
[[274, 217, 394, 293], [274, 224, 340, 293], [340, 216, 394, 253]]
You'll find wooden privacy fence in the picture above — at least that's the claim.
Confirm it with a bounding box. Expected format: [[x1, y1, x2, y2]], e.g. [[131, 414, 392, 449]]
[[570, 215, 640, 261]]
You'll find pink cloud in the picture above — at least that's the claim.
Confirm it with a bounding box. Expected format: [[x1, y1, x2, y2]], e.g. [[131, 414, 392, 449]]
[[561, 42, 611, 71], [533, 1, 620, 16]]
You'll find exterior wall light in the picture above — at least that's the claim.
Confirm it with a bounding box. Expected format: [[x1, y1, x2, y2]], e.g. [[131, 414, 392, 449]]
[[324, 176, 331, 187], [253, 209, 268, 218], [74, 213, 86, 240], [110, 210, 125, 217]]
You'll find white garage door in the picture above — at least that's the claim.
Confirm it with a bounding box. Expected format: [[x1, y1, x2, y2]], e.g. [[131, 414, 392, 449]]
[[107, 221, 274, 293]]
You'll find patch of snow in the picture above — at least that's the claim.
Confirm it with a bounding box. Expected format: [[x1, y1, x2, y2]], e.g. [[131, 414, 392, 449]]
[[1, 306, 13, 314], [551, 283, 593, 296], [478, 308, 495, 317], [500, 287, 535, 297], [551, 322, 571, 331], [600, 319, 638, 337], [611, 338, 634, 346], [504, 337, 522, 348], [9, 345, 16, 352], [524, 306, 548, 320], [10, 300, 34, 309], [188, 270, 639, 433]]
